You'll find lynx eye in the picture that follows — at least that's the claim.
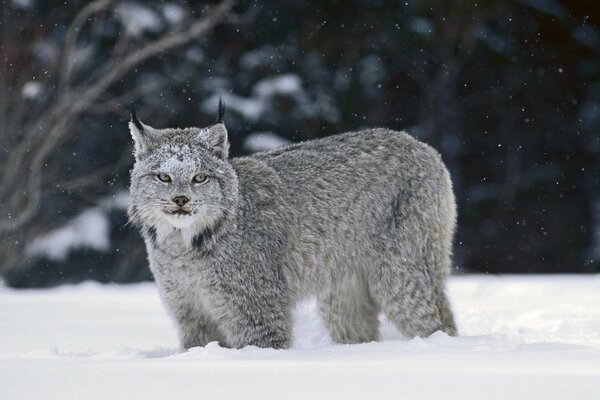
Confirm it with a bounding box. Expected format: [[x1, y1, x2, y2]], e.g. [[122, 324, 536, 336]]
[[156, 173, 172, 183], [192, 173, 209, 184]]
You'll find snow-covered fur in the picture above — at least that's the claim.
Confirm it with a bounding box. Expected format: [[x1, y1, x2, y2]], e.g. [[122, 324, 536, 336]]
[[128, 109, 458, 349]]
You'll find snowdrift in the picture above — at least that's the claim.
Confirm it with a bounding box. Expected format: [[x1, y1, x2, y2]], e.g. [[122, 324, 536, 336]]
[[1, 275, 599, 399]]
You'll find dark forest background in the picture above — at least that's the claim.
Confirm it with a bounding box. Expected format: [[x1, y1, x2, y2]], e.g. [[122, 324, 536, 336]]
[[0, 0, 598, 287]]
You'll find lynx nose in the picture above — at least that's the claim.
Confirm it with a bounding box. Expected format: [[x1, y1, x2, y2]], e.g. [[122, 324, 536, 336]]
[[172, 195, 190, 207]]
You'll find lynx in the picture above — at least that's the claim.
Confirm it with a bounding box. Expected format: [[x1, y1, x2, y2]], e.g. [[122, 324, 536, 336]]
[[128, 100, 457, 349]]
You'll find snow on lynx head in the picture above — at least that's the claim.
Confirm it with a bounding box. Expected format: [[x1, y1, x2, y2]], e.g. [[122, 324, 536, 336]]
[[128, 100, 238, 243]]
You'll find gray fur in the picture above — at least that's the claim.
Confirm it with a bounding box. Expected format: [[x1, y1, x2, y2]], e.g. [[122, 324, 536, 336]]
[[128, 114, 457, 349]]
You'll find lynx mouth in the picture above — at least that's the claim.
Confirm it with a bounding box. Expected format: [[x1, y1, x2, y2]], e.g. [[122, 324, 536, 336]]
[[163, 208, 197, 229], [167, 209, 192, 216]]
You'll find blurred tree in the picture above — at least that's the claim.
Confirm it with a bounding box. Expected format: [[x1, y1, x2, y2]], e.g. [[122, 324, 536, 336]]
[[1, 0, 598, 287], [0, 0, 235, 283]]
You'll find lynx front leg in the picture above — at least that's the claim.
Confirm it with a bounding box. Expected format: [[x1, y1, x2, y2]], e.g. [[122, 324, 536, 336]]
[[214, 288, 292, 349], [229, 319, 291, 349], [171, 303, 227, 349], [224, 304, 292, 349]]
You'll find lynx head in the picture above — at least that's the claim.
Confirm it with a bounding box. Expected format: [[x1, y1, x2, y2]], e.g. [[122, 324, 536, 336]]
[[128, 99, 238, 244]]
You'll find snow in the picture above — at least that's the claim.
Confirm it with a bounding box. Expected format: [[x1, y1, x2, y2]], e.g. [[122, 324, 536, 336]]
[[33, 40, 59, 63], [21, 81, 42, 99], [209, 92, 265, 121], [115, 3, 162, 37], [254, 74, 303, 98], [240, 45, 286, 70], [243, 132, 292, 152], [26, 209, 110, 261], [409, 17, 434, 35], [26, 191, 129, 262], [204, 74, 304, 121], [97, 189, 130, 211], [10, 0, 33, 10], [161, 3, 185, 25], [185, 47, 205, 64], [203, 73, 340, 123], [1, 275, 600, 399]]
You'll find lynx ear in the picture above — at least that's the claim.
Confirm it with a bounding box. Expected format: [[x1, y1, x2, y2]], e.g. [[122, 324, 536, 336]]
[[198, 98, 229, 159], [216, 97, 225, 124], [199, 123, 229, 159], [128, 107, 156, 157]]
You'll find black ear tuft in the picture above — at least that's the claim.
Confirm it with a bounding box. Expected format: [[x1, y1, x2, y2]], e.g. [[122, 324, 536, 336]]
[[129, 105, 144, 133], [217, 97, 226, 124]]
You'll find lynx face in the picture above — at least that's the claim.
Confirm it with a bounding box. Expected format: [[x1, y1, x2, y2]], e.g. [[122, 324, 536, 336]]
[[128, 113, 235, 239]]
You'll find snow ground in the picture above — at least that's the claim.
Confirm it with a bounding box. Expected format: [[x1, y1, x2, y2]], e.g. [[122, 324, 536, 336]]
[[1, 275, 600, 399]]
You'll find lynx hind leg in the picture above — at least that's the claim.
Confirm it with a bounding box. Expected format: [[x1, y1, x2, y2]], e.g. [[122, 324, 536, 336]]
[[372, 258, 455, 338], [318, 274, 380, 344], [435, 283, 457, 336]]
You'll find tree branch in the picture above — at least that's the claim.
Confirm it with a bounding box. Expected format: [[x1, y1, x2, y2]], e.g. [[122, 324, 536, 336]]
[[58, 0, 114, 94], [0, 0, 236, 234]]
